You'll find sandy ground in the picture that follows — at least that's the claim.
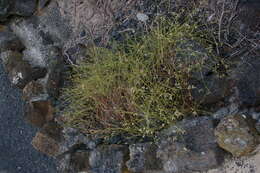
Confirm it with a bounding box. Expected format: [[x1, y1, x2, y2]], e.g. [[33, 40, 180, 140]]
[[205, 146, 260, 173], [0, 63, 57, 173]]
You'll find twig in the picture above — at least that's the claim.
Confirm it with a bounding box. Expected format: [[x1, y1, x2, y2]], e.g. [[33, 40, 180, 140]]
[[226, 0, 239, 37], [63, 50, 78, 66], [218, 1, 226, 43], [118, 28, 136, 33]]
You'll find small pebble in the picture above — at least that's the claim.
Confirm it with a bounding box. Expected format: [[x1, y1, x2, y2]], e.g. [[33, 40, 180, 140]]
[[136, 13, 149, 22], [255, 121, 260, 133], [251, 112, 260, 120]]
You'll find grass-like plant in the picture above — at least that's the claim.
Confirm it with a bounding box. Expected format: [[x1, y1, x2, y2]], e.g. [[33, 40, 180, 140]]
[[60, 16, 213, 138]]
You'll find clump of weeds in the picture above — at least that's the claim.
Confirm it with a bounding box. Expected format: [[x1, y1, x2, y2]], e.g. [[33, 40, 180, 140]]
[[60, 14, 216, 139]]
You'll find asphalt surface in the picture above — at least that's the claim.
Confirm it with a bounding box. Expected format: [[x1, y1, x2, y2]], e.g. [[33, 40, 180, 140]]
[[0, 63, 57, 173]]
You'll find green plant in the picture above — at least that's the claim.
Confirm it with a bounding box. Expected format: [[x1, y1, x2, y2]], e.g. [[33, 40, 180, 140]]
[[60, 16, 213, 138]]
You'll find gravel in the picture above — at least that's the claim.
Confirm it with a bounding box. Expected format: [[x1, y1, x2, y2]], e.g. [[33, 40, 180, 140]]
[[0, 62, 57, 173]]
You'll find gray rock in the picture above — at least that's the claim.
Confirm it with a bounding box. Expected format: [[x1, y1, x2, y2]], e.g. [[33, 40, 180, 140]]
[[251, 111, 260, 120], [237, 0, 260, 33], [207, 0, 260, 109], [0, 0, 37, 21], [38, 0, 51, 9], [157, 116, 223, 173], [161, 116, 219, 151], [209, 2, 260, 108], [58, 145, 129, 173], [54, 121, 223, 173], [22, 46, 62, 101], [232, 57, 260, 107], [88, 145, 129, 173], [44, 47, 63, 98], [66, 151, 90, 173], [22, 46, 63, 101], [0, 51, 47, 88], [228, 102, 240, 115], [56, 153, 71, 173], [8, 1, 67, 99], [0, 0, 12, 21], [178, 116, 219, 152], [191, 74, 230, 108], [215, 114, 259, 157], [10, 1, 72, 69], [213, 107, 230, 120], [126, 143, 162, 172], [157, 137, 221, 173], [56, 129, 99, 173], [0, 30, 24, 52], [256, 120, 260, 134], [58, 127, 98, 156], [174, 39, 213, 73], [12, 0, 37, 17]]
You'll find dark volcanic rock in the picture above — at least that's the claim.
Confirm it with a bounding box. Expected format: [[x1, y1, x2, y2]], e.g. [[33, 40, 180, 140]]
[[59, 145, 129, 173], [175, 39, 231, 107], [0, 0, 37, 21], [162, 116, 220, 152], [215, 114, 259, 157], [87, 145, 129, 173], [12, 0, 37, 17], [237, 0, 260, 33], [191, 75, 230, 107], [209, 0, 260, 34], [58, 127, 98, 156], [157, 138, 221, 173], [0, 51, 47, 88], [232, 57, 260, 107], [127, 143, 162, 173], [115, 116, 224, 173], [0, 30, 24, 52], [44, 47, 63, 98], [157, 116, 223, 173], [67, 151, 91, 173], [256, 120, 260, 134], [38, 0, 51, 10], [0, 0, 11, 21], [57, 117, 225, 173]]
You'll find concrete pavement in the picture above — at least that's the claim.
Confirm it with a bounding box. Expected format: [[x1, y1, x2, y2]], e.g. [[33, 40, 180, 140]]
[[0, 63, 57, 173]]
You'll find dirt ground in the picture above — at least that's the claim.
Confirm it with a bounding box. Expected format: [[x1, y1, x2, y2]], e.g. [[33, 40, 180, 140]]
[[205, 146, 260, 173]]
